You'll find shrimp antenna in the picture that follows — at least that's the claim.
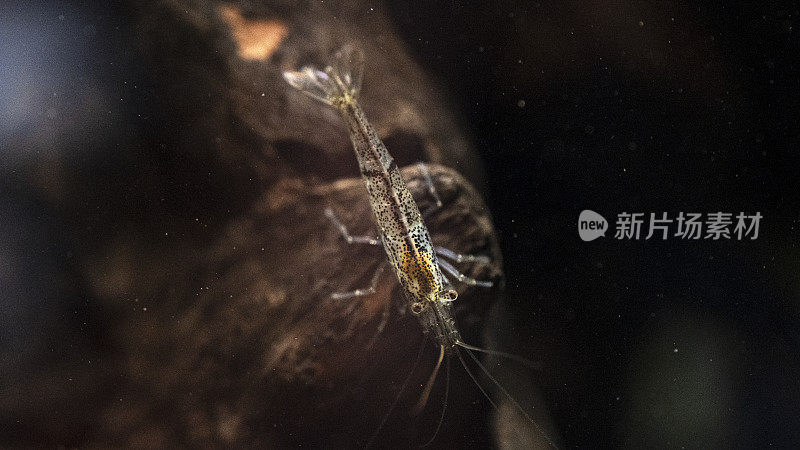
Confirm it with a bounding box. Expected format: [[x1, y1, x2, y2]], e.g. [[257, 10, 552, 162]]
[[456, 340, 541, 371], [366, 334, 428, 449], [455, 345, 499, 410], [420, 355, 450, 448], [412, 345, 445, 415], [461, 346, 559, 449]]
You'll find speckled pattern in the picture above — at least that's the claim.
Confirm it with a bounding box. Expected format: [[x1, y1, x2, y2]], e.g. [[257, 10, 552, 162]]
[[340, 101, 443, 303], [284, 49, 464, 348]]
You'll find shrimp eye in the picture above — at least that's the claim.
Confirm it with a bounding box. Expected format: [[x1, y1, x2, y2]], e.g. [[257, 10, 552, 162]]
[[410, 302, 425, 314], [439, 289, 458, 302]]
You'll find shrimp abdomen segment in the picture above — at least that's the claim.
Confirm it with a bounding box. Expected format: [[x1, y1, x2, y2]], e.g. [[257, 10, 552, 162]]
[[353, 142, 446, 301], [361, 157, 421, 233], [382, 221, 443, 300]]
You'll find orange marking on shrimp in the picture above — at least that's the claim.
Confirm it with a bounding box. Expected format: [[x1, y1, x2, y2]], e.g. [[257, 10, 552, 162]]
[[400, 251, 437, 296]]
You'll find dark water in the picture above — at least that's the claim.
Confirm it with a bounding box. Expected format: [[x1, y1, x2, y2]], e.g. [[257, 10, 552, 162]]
[[389, 1, 800, 447], [1, 0, 799, 447]]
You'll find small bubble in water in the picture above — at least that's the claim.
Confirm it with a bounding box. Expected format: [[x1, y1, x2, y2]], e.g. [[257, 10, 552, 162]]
[[517, 99, 526, 108]]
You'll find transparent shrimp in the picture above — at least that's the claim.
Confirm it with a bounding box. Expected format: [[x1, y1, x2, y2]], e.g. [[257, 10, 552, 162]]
[[284, 44, 558, 448]]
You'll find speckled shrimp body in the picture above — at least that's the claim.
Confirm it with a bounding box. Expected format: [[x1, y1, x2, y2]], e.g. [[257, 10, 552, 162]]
[[283, 45, 558, 448], [339, 100, 447, 309], [283, 45, 462, 349]]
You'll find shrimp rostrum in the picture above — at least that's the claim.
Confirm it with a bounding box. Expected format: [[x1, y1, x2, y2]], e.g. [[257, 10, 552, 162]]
[[284, 45, 557, 448]]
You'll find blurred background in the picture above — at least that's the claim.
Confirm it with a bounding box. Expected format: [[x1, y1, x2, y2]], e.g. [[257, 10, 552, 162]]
[[1, 0, 799, 447], [390, 1, 800, 447]]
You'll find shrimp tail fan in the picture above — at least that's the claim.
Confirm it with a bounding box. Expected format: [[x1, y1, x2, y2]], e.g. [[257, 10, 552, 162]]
[[282, 44, 364, 105]]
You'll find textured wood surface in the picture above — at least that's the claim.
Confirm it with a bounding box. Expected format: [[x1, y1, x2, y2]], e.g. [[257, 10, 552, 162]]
[[0, 0, 554, 447], [95, 164, 502, 447]]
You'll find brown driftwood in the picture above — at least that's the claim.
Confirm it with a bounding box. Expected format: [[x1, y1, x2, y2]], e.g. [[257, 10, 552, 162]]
[[95, 165, 502, 447], [0, 0, 554, 447]]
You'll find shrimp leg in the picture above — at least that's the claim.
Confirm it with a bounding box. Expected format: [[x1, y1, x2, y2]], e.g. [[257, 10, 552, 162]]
[[366, 296, 392, 348], [331, 263, 386, 300], [325, 205, 391, 341], [325, 207, 380, 246], [330, 261, 393, 347], [434, 246, 490, 265], [437, 258, 493, 288], [435, 246, 493, 290]]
